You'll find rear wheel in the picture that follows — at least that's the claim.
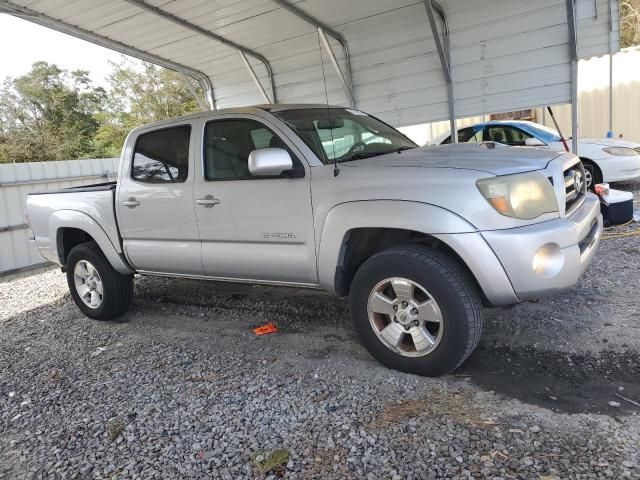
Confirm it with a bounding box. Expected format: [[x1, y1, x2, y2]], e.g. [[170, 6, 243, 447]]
[[66, 242, 133, 320], [349, 245, 483, 376]]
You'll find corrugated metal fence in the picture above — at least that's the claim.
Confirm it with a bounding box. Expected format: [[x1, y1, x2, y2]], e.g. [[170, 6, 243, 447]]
[[0, 158, 119, 274]]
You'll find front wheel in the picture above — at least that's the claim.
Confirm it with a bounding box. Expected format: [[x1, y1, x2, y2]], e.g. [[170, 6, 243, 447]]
[[66, 242, 133, 320], [581, 160, 602, 191], [349, 245, 483, 376]]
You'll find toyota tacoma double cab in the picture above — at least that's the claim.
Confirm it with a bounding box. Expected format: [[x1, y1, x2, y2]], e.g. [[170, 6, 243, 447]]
[[26, 105, 603, 376]]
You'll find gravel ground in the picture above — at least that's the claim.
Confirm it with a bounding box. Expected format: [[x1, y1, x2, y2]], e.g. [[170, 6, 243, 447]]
[[1, 183, 639, 479]]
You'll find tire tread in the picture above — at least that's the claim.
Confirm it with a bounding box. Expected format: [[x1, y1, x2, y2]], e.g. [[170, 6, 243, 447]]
[[66, 241, 133, 320], [351, 244, 483, 374]]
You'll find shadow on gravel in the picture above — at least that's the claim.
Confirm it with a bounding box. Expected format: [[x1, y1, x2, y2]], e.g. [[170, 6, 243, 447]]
[[456, 342, 640, 415]]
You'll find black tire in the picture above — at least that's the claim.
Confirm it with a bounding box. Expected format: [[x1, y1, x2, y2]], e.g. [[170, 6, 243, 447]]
[[349, 245, 483, 377], [66, 241, 133, 321], [581, 159, 602, 191]]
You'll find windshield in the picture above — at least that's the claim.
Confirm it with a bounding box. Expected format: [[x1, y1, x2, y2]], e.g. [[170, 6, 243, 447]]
[[524, 123, 563, 142], [272, 108, 417, 164]]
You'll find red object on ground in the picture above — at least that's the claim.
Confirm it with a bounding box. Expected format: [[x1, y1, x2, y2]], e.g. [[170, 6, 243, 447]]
[[253, 323, 278, 335]]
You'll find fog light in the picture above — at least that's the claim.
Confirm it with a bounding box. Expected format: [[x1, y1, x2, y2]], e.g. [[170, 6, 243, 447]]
[[532, 243, 564, 278]]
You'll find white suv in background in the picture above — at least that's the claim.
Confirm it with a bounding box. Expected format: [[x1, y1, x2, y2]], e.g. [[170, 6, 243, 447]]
[[435, 120, 640, 188]]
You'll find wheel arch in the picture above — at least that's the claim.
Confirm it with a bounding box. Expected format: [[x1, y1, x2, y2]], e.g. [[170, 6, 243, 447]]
[[50, 210, 134, 274], [334, 226, 494, 305], [579, 157, 603, 188], [318, 201, 497, 301]]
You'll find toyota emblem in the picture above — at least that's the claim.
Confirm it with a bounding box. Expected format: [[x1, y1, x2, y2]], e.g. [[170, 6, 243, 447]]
[[573, 170, 584, 192]]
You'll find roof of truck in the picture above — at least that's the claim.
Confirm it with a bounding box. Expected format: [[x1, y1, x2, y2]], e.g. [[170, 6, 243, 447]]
[[130, 103, 348, 132]]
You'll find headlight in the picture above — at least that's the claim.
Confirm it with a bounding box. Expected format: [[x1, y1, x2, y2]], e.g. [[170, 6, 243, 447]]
[[602, 147, 639, 156], [477, 172, 558, 219]]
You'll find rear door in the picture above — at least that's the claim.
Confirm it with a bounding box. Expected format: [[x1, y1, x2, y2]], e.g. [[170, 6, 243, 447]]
[[192, 114, 317, 285], [117, 123, 203, 275]]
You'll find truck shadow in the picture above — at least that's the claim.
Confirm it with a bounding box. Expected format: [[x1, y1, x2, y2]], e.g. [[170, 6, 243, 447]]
[[457, 342, 640, 415]]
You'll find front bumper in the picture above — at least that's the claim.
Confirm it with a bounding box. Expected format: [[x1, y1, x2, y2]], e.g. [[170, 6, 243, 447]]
[[481, 193, 603, 301]]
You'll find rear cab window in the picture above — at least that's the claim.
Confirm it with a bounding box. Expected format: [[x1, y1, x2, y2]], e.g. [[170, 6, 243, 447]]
[[132, 125, 191, 183]]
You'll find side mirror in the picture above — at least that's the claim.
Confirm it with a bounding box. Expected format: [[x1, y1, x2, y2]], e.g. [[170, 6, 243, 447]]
[[248, 148, 293, 176], [525, 137, 546, 147]]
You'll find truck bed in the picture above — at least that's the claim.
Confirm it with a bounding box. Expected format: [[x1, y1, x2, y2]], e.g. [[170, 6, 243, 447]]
[[27, 181, 117, 196], [26, 182, 122, 265]]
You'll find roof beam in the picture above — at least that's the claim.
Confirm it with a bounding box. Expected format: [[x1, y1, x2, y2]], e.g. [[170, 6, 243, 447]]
[[566, 0, 579, 154], [0, 0, 216, 110], [271, 0, 354, 107], [178, 71, 209, 111], [122, 0, 276, 103], [239, 51, 273, 103], [317, 27, 354, 107], [424, 0, 456, 143]]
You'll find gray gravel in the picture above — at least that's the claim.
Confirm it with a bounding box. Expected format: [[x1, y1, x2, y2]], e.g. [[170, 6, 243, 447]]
[[1, 182, 639, 479]]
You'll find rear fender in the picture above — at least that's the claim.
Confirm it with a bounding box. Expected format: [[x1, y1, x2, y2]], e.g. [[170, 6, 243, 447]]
[[49, 210, 134, 274]]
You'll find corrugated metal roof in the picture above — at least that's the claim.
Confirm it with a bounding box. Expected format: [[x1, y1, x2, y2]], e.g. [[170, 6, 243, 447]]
[[1, 0, 619, 126]]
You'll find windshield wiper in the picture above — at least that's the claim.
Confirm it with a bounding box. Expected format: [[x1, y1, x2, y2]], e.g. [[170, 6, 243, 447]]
[[339, 146, 416, 163], [396, 146, 415, 153], [339, 151, 385, 163]]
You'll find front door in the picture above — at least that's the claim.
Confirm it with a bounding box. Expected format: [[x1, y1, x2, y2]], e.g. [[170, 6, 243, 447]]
[[193, 115, 317, 285], [117, 123, 203, 275]]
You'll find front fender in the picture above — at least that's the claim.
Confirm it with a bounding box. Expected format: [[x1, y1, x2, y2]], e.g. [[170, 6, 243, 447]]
[[317, 200, 477, 292], [49, 210, 134, 274]]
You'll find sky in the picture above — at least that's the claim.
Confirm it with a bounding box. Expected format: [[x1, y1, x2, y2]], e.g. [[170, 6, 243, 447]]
[[0, 14, 133, 87]]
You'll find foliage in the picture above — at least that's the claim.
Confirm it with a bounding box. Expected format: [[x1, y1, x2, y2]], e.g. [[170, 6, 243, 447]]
[[620, 0, 640, 48], [0, 62, 106, 163], [0, 59, 203, 163]]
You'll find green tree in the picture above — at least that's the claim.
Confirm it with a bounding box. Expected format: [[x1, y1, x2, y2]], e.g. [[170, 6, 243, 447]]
[[0, 62, 106, 163], [621, 0, 640, 48], [94, 60, 203, 157]]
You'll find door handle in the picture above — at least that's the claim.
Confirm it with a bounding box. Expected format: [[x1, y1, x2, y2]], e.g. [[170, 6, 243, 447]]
[[122, 198, 140, 208], [196, 195, 221, 208]]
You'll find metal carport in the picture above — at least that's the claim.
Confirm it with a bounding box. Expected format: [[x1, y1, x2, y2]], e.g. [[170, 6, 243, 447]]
[[0, 0, 619, 149]]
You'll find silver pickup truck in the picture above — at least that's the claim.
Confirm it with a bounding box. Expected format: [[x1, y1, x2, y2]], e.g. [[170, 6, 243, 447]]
[[26, 104, 603, 376]]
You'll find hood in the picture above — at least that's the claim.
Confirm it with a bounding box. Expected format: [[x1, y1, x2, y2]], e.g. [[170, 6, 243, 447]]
[[577, 138, 640, 148], [341, 143, 563, 176]]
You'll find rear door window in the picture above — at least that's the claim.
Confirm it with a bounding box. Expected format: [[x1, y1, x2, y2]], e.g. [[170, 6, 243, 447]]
[[132, 126, 191, 183]]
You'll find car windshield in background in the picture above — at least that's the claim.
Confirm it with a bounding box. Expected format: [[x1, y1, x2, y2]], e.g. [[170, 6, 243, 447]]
[[273, 108, 417, 164], [525, 123, 562, 142]]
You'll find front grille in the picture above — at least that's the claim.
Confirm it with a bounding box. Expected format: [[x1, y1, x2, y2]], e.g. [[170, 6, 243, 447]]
[[564, 162, 587, 215]]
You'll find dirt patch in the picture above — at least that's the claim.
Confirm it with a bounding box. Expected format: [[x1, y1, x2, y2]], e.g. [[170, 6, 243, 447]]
[[373, 388, 496, 428]]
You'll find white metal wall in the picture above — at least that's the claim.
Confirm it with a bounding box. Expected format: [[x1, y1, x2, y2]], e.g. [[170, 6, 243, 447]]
[[536, 46, 640, 143], [0, 158, 118, 273]]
